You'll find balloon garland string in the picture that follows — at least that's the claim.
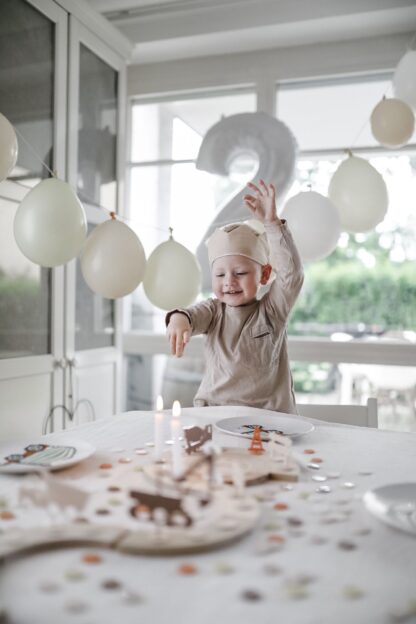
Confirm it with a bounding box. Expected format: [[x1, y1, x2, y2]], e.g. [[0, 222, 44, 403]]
[[349, 28, 416, 150], [12, 125, 56, 179]]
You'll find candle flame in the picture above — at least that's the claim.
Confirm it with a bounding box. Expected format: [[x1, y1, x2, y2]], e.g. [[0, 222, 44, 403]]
[[172, 400, 181, 418], [156, 395, 163, 411]]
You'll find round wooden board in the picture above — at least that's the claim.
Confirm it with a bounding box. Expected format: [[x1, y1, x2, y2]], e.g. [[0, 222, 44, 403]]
[[0, 489, 260, 559]]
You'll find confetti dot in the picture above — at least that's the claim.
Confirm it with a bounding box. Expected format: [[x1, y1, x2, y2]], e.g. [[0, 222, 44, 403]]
[[338, 540, 357, 551], [316, 485, 331, 494], [108, 486, 121, 492], [327, 472, 341, 479], [99, 463, 113, 470], [110, 447, 125, 453], [286, 586, 308, 600], [108, 498, 122, 506], [118, 457, 132, 464], [64, 599, 89, 614], [355, 527, 372, 536], [311, 457, 323, 464], [101, 579, 122, 591], [358, 470, 373, 476], [39, 581, 61, 593], [0, 511, 15, 520], [122, 590, 144, 605], [82, 553, 103, 564], [287, 517, 303, 527], [268, 534, 285, 544], [65, 569, 86, 582], [134, 466, 143, 472], [145, 442, 155, 447], [274, 502, 288, 511], [343, 482, 356, 489], [95, 508, 111, 516], [310, 535, 328, 545], [307, 463, 321, 470], [177, 563, 198, 575], [303, 449, 315, 455], [135, 449, 148, 456], [343, 585, 364, 599], [281, 484, 294, 491], [214, 562, 234, 575], [73, 517, 89, 524], [241, 589, 262, 602], [0, 498, 8, 509], [263, 522, 283, 531], [312, 475, 327, 482], [263, 563, 282, 576], [298, 491, 310, 500]]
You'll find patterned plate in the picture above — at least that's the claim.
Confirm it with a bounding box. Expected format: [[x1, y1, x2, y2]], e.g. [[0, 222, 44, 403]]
[[214, 414, 314, 440], [0, 438, 95, 473]]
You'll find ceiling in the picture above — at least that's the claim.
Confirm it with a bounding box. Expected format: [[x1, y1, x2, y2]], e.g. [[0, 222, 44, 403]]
[[84, 0, 416, 64]]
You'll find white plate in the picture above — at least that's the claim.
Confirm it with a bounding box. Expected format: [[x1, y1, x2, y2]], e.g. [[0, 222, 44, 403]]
[[363, 482, 416, 536], [214, 414, 314, 440], [0, 438, 95, 474]]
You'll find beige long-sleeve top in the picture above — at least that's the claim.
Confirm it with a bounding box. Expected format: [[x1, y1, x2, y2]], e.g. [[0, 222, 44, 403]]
[[168, 221, 304, 414]]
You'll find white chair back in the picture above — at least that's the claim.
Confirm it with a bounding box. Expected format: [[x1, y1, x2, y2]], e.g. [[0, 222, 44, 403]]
[[297, 397, 378, 428]]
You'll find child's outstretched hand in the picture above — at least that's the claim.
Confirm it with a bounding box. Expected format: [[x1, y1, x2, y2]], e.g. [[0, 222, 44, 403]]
[[167, 313, 191, 357], [243, 180, 281, 225]]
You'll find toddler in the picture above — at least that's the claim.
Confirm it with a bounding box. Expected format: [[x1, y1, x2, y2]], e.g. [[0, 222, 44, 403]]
[[166, 180, 304, 414]]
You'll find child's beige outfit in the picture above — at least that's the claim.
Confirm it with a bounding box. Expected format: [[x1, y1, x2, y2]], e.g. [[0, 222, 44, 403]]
[[166, 221, 304, 414]]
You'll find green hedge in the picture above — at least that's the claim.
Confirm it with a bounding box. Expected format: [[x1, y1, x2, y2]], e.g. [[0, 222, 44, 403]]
[[289, 260, 416, 334]]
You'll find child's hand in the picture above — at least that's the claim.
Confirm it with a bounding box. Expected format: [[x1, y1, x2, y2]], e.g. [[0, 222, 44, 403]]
[[167, 313, 191, 357], [243, 180, 281, 225]]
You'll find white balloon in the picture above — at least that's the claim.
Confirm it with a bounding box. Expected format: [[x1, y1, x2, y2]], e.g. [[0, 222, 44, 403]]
[[328, 155, 388, 233], [0, 112, 18, 182], [393, 50, 416, 110], [371, 98, 415, 148], [14, 178, 87, 267], [281, 191, 341, 262], [81, 218, 146, 299], [143, 237, 201, 310]]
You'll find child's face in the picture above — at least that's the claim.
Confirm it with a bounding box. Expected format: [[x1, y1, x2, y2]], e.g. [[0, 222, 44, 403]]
[[211, 255, 263, 306]]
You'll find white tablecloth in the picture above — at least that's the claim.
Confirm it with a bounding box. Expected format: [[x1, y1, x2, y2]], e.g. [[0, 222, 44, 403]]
[[1, 406, 416, 624]]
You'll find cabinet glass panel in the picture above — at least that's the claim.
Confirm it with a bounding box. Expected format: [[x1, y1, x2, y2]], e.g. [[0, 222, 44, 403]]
[[0, 0, 53, 358], [75, 223, 114, 350], [77, 44, 118, 211]]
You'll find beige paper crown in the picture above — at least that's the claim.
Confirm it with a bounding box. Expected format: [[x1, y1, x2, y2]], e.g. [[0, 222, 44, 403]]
[[206, 222, 270, 266]]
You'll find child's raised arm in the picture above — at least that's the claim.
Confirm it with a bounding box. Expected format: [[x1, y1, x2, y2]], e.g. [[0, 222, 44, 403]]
[[244, 179, 304, 322]]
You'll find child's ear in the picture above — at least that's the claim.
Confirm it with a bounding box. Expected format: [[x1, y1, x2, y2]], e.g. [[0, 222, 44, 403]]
[[260, 264, 272, 285]]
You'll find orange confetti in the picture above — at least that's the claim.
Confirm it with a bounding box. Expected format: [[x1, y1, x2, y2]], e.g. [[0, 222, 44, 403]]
[[311, 457, 323, 463], [177, 563, 198, 575], [274, 502, 289, 511], [99, 463, 113, 470], [303, 449, 315, 454], [268, 534, 285, 544], [0, 511, 15, 520], [82, 553, 102, 564]]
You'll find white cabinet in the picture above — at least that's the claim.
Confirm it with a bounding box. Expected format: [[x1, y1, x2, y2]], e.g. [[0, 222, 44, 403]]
[[0, 0, 130, 440]]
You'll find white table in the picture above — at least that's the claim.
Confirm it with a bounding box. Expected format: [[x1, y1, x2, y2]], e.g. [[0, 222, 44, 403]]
[[1, 406, 416, 624]]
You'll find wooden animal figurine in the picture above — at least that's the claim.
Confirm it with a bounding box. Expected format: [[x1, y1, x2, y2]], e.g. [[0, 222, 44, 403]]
[[184, 424, 212, 454], [129, 490, 193, 526]]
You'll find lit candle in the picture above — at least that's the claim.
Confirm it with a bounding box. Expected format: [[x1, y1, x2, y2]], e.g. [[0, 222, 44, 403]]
[[171, 400, 183, 478], [154, 395, 164, 462]]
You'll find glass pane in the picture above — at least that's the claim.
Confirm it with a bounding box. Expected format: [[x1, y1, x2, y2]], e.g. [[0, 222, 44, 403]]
[[77, 44, 117, 211], [277, 78, 416, 152], [294, 360, 416, 433], [75, 224, 115, 350], [288, 154, 416, 338], [131, 91, 257, 162], [0, 0, 53, 359]]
